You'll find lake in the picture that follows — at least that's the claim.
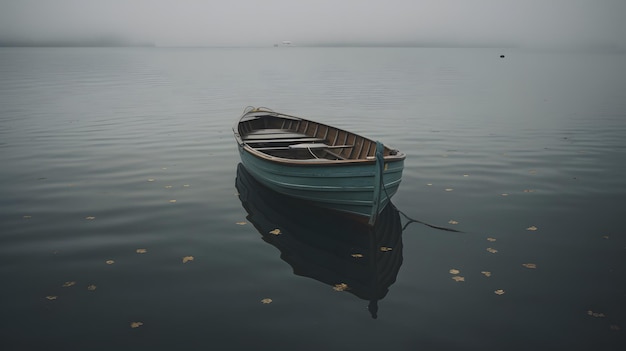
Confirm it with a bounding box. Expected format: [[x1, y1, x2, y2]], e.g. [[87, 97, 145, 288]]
[[1, 46, 625, 350]]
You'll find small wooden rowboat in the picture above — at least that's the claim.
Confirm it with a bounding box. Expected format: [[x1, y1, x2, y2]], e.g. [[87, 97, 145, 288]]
[[233, 106, 405, 225]]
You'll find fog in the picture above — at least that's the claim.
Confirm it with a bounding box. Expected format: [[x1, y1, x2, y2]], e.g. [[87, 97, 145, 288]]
[[1, 0, 625, 50]]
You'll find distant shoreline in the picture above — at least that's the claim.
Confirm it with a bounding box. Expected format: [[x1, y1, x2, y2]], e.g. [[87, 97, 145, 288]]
[[0, 40, 155, 48]]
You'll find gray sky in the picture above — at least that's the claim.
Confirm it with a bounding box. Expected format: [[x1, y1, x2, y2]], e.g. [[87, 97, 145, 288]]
[[1, 0, 625, 49]]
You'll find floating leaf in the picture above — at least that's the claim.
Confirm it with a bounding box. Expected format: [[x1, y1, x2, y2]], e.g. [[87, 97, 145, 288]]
[[130, 322, 144, 328], [494, 289, 505, 295], [380, 246, 393, 252], [351, 253, 364, 258], [62, 281, 76, 288], [23, 215, 32, 219], [169, 199, 177, 203], [587, 310, 606, 318], [448, 220, 459, 225], [451, 276, 465, 282], [602, 235, 609, 240], [147, 179, 155, 182], [445, 188, 454, 192], [426, 183, 433, 186], [182, 256, 194, 263], [261, 298, 272, 304], [523, 189, 535, 193], [183, 184, 190, 187], [463, 174, 469, 177], [45, 296, 58, 300], [85, 216, 96, 220], [105, 260, 115, 265], [522, 263, 537, 269], [481, 271, 492, 277], [501, 193, 509, 196], [449, 269, 460, 275], [164, 185, 173, 189], [487, 237, 497, 242], [526, 226, 538, 231], [136, 248, 147, 254], [333, 283, 349, 291], [235, 221, 247, 225], [87, 285, 97, 291], [528, 170, 537, 175], [269, 229, 281, 235], [486, 247, 498, 254]]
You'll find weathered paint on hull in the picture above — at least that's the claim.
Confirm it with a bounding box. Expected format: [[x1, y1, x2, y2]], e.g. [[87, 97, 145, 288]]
[[238, 145, 404, 219]]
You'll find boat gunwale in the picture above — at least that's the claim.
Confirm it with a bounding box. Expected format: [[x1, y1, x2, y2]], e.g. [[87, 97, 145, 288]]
[[234, 110, 406, 166]]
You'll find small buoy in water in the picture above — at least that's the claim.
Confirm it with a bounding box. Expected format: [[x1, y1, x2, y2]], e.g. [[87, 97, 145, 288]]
[[500, 54, 505, 58]]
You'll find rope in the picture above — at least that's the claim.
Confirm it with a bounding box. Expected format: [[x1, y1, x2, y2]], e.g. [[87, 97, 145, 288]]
[[375, 148, 462, 233], [306, 146, 319, 159]]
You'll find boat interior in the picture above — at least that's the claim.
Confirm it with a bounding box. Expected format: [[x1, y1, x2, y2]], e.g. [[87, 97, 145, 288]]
[[238, 113, 391, 161]]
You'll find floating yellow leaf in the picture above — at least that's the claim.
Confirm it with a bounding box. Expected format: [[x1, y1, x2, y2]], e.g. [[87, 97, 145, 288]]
[[526, 226, 538, 231], [136, 248, 147, 254], [105, 260, 115, 265], [169, 199, 177, 203], [587, 310, 606, 318], [494, 289, 505, 295], [522, 263, 537, 269], [261, 298, 272, 304], [130, 322, 144, 328], [487, 237, 497, 242], [449, 269, 460, 275], [45, 296, 58, 300], [85, 216, 95, 220], [380, 246, 393, 252], [351, 253, 364, 258], [486, 247, 498, 254], [426, 183, 433, 186], [87, 285, 97, 291], [235, 221, 247, 225], [269, 229, 281, 235], [147, 178, 155, 182], [445, 188, 454, 192], [481, 271, 492, 277], [333, 283, 349, 291], [451, 276, 465, 282], [501, 193, 509, 196], [463, 174, 469, 177], [62, 281, 76, 288], [182, 256, 194, 263], [448, 220, 459, 225]]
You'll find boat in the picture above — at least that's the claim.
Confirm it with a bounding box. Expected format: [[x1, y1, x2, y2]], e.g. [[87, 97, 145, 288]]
[[235, 163, 403, 318], [233, 107, 406, 225]]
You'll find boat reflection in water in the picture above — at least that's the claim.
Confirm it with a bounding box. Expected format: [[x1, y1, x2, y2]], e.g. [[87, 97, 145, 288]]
[[236, 163, 403, 319]]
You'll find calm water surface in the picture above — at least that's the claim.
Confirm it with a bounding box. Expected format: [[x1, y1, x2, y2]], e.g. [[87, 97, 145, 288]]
[[1, 47, 625, 350]]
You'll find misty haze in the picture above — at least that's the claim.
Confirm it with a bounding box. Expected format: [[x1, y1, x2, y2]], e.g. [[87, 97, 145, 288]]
[[1, 0, 625, 50], [1, 1, 626, 350]]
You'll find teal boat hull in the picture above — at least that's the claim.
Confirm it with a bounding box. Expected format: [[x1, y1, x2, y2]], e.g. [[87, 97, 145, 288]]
[[237, 145, 404, 220]]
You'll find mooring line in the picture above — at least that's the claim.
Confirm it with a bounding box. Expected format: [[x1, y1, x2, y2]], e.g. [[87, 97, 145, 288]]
[[393, 204, 463, 233]]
